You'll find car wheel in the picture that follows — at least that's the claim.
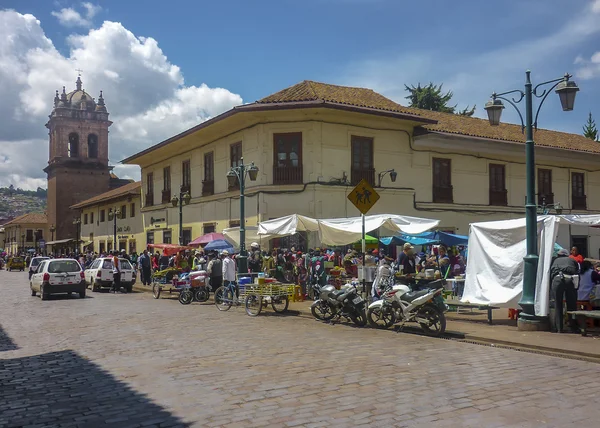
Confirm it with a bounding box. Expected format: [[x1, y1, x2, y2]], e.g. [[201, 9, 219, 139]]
[[91, 280, 99, 292], [40, 284, 49, 301], [79, 290, 86, 299]]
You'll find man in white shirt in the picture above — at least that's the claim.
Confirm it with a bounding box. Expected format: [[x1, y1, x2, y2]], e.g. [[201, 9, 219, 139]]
[[221, 250, 238, 301]]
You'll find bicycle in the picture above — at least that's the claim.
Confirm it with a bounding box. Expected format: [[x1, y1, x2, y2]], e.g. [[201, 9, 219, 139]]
[[214, 281, 239, 311]]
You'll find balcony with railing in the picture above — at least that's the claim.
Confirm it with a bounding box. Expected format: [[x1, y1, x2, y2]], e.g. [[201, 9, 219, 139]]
[[572, 195, 587, 210], [202, 180, 214, 197], [351, 168, 375, 186], [161, 189, 171, 204], [489, 189, 508, 206], [273, 166, 303, 185], [433, 186, 454, 204], [144, 193, 154, 207]]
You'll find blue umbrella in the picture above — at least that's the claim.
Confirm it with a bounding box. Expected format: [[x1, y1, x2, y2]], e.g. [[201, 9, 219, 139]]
[[204, 239, 235, 253]]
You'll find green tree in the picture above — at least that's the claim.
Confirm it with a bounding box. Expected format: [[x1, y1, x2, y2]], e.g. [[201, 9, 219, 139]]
[[583, 112, 599, 141], [404, 82, 475, 116]]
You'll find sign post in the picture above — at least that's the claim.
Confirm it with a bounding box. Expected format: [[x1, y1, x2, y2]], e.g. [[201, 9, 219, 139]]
[[347, 179, 380, 304]]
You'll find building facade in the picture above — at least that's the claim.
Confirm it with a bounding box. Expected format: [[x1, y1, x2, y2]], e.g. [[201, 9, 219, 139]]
[[122, 81, 600, 256], [71, 182, 143, 254], [2, 213, 48, 255]]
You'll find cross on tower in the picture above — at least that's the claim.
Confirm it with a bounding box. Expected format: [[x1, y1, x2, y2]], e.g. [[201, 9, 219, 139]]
[[75, 68, 83, 76]]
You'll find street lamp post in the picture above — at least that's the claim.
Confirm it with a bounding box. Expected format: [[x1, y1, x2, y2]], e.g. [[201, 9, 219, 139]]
[[72, 218, 81, 255], [171, 186, 191, 245], [49, 224, 55, 257], [109, 208, 121, 252], [227, 157, 259, 274], [484, 70, 579, 330], [21, 234, 25, 254]]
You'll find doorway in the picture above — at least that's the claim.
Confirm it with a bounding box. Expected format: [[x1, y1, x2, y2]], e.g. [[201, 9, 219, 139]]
[[571, 236, 588, 258]]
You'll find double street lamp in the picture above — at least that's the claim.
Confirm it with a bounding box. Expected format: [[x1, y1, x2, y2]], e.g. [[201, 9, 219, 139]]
[[108, 208, 121, 252], [72, 218, 81, 255], [171, 187, 191, 245], [484, 70, 579, 329], [227, 157, 259, 274]]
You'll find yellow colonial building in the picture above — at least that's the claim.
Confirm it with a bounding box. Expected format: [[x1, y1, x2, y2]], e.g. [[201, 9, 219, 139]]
[[70, 181, 144, 254], [122, 81, 600, 257], [2, 213, 48, 255]]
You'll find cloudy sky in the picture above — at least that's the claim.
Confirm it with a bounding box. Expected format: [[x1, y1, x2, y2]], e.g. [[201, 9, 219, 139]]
[[1, 0, 600, 190]]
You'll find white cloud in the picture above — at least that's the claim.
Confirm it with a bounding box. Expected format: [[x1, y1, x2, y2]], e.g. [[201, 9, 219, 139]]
[[0, 10, 243, 190], [82, 2, 101, 19], [51, 2, 101, 28]]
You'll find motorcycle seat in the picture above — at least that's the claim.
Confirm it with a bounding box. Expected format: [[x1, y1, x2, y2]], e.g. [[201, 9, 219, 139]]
[[330, 290, 347, 299], [402, 289, 430, 303]]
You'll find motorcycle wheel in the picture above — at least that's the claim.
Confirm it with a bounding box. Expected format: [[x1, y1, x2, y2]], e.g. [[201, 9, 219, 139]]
[[310, 301, 335, 321], [271, 295, 289, 313], [214, 286, 232, 311], [245, 294, 262, 317], [194, 288, 209, 302], [417, 304, 446, 337], [351, 310, 367, 327], [152, 282, 161, 299], [179, 290, 193, 305], [367, 305, 395, 329]]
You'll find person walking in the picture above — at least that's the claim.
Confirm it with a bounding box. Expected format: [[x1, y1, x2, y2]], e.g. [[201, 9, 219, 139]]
[[207, 252, 223, 292], [112, 250, 122, 293], [138, 249, 152, 286], [222, 250, 237, 301], [550, 248, 579, 333]]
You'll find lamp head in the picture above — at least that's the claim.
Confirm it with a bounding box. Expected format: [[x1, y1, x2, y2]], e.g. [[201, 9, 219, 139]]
[[171, 195, 178, 207], [182, 192, 191, 205], [248, 163, 259, 181], [390, 170, 397, 182], [555, 77, 579, 112], [227, 169, 237, 188], [555, 202, 563, 215], [484, 97, 504, 126]]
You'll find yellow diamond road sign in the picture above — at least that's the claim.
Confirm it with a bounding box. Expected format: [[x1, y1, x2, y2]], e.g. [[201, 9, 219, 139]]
[[347, 179, 380, 215]]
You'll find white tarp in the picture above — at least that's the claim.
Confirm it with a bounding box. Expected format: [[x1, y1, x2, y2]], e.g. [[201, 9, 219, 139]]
[[257, 213, 439, 246], [222, 226, 272, 249], [463, 214, 600, 316]]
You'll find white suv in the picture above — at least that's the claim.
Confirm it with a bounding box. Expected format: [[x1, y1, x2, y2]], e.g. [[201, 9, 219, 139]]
[[30, 258, 86, 300], [84, 257, 136, 292]]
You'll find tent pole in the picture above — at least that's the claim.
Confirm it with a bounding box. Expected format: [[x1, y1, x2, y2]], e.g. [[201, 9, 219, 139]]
[[362, 213, 366, 303]]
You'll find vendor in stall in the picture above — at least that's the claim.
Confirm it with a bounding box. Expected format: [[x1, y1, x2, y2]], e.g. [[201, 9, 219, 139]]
[[550, 248, 579, 333], [397, 243, 416, 275]]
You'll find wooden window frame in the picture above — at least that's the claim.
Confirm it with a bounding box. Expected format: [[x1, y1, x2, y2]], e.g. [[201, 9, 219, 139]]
[[229, 142, 242, 190], [350, 136, 375, 186], [120, 204, 127, 220], [489, 164, 507, 206], [100, 209, 105, 222], [572, 172, 586, 210], [145, 172, 154, 207], [432, 158, 453, 204], [273, 132, 303, 185], [162, 166, 171, 204], [182, 160, 191, 194], [537, 168, 553, 205], [203, 223, 216, 234], [83, 213, 88, 225], [203, 152, 214, 196], [90, 212, 94, 224], [130, 203, 135, 218]]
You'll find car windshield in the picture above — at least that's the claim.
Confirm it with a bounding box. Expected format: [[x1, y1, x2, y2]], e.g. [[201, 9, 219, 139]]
[[48, 260, 81, 273], [31, 258, 49, 267]]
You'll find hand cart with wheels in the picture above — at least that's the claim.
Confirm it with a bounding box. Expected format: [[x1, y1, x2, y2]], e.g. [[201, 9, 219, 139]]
[[242, 283, 295, 317], [151, 269, 209, 303]]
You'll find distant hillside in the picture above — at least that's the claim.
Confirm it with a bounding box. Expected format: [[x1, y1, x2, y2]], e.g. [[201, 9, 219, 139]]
[[0, 186, 47, 222]]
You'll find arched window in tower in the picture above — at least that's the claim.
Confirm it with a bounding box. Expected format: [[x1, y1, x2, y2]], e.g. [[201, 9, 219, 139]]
[[88, 134, 98, 158], [68, 133, 79, 157]]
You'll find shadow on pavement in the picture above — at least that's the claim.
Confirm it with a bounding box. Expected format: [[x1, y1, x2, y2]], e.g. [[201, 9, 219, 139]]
[[0, 350, 190, 427], [0, 324, 18, 352]]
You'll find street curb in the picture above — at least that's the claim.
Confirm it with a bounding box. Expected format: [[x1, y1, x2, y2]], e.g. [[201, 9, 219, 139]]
[[131, 284, 599, 360]]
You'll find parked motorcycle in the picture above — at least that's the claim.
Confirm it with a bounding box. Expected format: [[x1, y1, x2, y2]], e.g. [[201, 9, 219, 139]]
[[310, 284, 367, 326], [367, 282, 446, 336]]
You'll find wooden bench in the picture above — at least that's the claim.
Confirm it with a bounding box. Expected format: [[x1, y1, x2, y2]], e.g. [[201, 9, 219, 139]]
[[445, 299, 500, 325], [567, 310, 600, 336]]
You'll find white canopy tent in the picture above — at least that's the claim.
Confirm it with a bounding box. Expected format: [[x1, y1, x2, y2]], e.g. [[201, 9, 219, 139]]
[[463, 214, 600, 316], [222, 226, 273, 250], [257, 213, 440, 246]]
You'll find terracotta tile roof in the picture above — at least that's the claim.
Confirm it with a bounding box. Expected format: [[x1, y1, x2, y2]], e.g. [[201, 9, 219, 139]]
[[260, 81, 600, 155], [257, 80, 423, 115], [410, 108, 600, 154], [3, 213, 47, 226], [70, 181, 141, 209]]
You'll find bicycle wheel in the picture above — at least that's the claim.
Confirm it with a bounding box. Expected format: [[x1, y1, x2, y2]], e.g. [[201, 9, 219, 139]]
[[245, 293, 262, 316], [179, 289, 193, 305], [271, 295, 289, 313], [194, 287, 210, 302], [152, 282, 162, 299], [214, 286, 232, 311]]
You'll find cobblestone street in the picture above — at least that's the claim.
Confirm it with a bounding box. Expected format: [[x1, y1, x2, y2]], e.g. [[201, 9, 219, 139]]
[[1, 269, 599, 427]]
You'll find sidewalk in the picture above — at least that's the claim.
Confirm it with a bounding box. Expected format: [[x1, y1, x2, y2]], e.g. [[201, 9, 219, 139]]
[[133, 285, 600, 359]]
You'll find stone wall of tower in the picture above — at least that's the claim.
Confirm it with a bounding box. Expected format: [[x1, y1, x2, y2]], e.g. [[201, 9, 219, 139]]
[[47, 117, 110, 165]]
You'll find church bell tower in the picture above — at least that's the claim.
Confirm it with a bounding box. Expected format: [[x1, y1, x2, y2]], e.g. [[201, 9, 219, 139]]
[[44, 75, 112, 241]]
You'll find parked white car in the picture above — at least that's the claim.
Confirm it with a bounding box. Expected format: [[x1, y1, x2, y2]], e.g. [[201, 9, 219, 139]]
[[30, 258, 86, 300], [29, 256, 50, 279], [84, 257, 136, 292]]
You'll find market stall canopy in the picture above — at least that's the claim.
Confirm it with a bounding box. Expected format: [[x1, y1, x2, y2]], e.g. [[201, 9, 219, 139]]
[[258, 213, 439, 246], [148, 244, 195, 256], [353, 234, 378, 245], [223, 226, 272, 249], [204, 239, 235, 253], [380, 231, 468, 247], [188, 232, 225, 247], [379, 235, 438, 246], [45, 238, 74, 245], [463, 214, 600, 316]]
